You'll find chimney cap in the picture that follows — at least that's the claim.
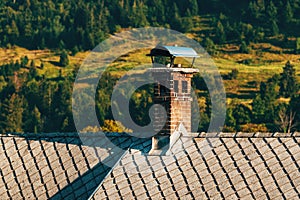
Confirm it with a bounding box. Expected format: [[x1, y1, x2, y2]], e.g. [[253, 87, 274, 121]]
[[147, 45, 199, 58]]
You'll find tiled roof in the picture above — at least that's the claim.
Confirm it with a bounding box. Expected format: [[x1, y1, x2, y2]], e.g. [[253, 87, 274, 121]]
[[0, 132, 299, 199], [92, 133, 300, 199], [0, 132, 142, 199]]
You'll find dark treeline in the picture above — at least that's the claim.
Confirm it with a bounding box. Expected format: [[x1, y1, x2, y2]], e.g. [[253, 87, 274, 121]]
[[1, 0, 300, 51], [0, 57, 75, 133], [0, 57, 119, 133]]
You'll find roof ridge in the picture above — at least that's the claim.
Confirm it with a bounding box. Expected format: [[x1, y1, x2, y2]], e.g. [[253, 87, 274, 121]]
[[1, 132, 300, 139], [195, 132, 300, 138], [0, 132, 133, 139]]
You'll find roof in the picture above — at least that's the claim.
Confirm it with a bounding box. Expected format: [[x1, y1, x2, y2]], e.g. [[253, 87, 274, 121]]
[[0, 132, 300, 199], [147, 45, 199, 57], [0, 132, 147, 199]]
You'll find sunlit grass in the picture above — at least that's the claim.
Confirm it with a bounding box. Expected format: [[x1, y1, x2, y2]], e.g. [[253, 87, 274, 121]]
[[1, 44, 300, 106]]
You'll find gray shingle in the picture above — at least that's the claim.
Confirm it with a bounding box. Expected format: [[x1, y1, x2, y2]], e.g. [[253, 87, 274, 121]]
[[1, 133, 300, 199], [93, 134, 300, 199]]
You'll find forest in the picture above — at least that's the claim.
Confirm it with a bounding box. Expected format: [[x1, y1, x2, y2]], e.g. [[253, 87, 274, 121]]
[[0, 0, 300, 133]]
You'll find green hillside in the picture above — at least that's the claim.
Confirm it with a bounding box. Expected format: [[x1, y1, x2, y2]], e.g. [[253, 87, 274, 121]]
[[0, 0, 300, 133]]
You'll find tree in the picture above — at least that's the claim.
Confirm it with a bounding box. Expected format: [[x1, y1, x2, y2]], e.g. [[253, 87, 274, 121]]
[[266, 1, 277, 21], [275, 104, 297, 133], [202, 37, 216, 55], [280, 61, 298, 98], [180, 17, 194, 32], [0, 94, 24, 133], [169, 3, 181, 31], [252, 95, 266, 123], [48, 80, 73, 132], [247, 2, 260, 21], [189, 0, 198, 16], [59, 51, 69, 67], [0, 75, 7, 92], [239, 41, 249, 53], [29, 61, 38, 80], [23, 106, 42, 133], [270, 20, 279, 36], [130, 2, 148, 27], [232, 104, 252, 130], [215, 20, 226, 44], [224, 107, 236, 132], [257, 74, 280, 123], [260, 74, 280, 102], [290, 95, 300, 131], [283, 1, 293, 24], [21, 56, 29, 67], [8, 20, 19, 45], [295, 37, 300, 54]]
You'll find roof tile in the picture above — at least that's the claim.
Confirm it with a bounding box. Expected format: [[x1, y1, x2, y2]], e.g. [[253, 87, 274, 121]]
[[1, 133, 300, 199]]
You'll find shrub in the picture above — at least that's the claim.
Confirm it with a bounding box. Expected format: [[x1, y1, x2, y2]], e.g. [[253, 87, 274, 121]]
[[240, 123, 268, 132], [226, 68, 239, 80]]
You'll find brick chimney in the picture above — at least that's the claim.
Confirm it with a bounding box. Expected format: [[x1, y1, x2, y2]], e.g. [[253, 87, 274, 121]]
[[147, 45, 199, 155]]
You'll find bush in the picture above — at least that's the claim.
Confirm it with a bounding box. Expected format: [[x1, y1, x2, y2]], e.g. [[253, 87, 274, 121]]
[[228, 69, 239, 79], [102, 120, 132, 133], [239, 123, 268, 132], [225, 68, 239, 80]]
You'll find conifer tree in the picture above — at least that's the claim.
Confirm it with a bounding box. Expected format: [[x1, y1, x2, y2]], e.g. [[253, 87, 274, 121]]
[[0, 94, 24, 133], [59, 51, 69, 67], [283, 1, 293, 24], [280, 61, 298, 98], [215, 21, 226, 44]]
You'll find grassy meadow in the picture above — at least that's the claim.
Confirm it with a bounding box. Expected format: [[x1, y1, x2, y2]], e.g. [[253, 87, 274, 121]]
[[1, 42, 299, 108]]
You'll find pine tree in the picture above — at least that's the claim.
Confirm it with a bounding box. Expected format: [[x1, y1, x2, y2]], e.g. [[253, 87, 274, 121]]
[[283, 1, 293, 24], [23, 106, 42, 133], [0, 94, 24, 133], [169, 3, 181, 31], [266, 1, 277, 20], [271, 20, 279, 36], [252, 95, 266, 123], [202, 37, 216, 55], [280, 61, 298, 98], [295, 37, 300, 54], [59, 51, 69, 67], [239, 41, 249, 53], [224, 107, 236, 131], [9, 20, 19, 45], [29, 60, 37, 80], [290, 95, 300, 130], [247, 2, 260, 21], [189, 0, 198, 16], [215, 21, 226, 44], [21, 56, 29, 67], [0, 75, 7, 92], [232, 104, 252, 130]]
